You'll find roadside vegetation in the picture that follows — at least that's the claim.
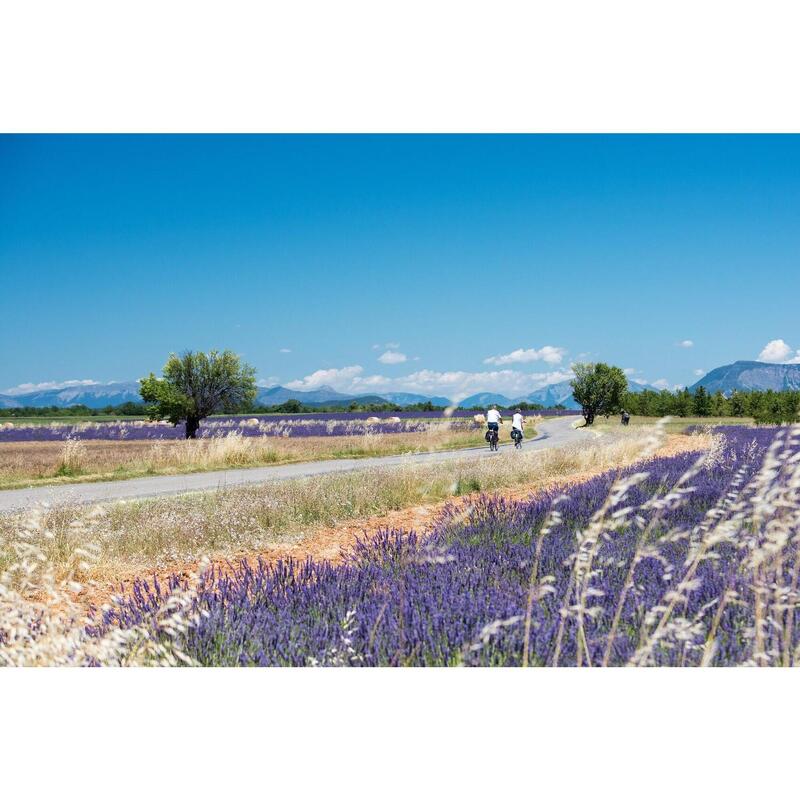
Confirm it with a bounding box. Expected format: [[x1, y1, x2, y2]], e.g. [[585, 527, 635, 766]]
[[0, 419, 521, 489], [0, 425, 714, 665], [0, 426, 698, 584], [103, 425, 800, 667]]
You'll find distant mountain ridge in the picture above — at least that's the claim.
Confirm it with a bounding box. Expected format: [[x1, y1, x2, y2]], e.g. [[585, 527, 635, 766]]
[[689, 361, 800, 394], [0, 381, 142, 409], [256, 384, 352, 405], [8, 364, 791, 412]]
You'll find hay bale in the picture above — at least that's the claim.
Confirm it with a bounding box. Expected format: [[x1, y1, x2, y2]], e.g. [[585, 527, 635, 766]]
[[473, 413, 486, 424]]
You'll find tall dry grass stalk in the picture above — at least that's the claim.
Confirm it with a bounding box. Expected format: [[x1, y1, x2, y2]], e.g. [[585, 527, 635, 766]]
[[0, 508, 208, 666], [55, 436, 87, 476]]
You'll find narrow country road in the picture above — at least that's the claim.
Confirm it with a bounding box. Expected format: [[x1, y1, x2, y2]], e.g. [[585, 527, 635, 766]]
[[0, 416, 588, 513]]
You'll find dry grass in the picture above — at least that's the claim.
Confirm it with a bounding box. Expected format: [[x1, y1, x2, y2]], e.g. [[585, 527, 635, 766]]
[[0, 421, 497, 489], [0, 424, 714, 666], [0, 510, 207, 666], [0, 426, 710, 592]]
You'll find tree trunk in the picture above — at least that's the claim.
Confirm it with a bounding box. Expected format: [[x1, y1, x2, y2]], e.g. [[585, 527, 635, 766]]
[[185, 415, 201, 439], [582, 409, 595, 426]]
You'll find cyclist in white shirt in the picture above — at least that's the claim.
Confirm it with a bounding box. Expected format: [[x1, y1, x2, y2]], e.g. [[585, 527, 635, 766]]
[[512, 408, 524, 437], [486, 405, 502, 435]]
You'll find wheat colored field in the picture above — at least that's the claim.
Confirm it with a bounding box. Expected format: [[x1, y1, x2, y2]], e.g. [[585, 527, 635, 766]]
[[0, 420, 495, 489]]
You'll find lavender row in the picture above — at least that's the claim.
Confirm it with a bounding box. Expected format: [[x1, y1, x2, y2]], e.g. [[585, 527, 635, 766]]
[[101, 426, 800, 666], [0, 417, 480, 442]]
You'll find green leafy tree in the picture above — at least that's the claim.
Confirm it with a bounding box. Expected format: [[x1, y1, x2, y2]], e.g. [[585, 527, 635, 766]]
[[140, 350, 257, 438], [275, 399, 303, 414], [693, 386, 712, 416], [729, 390, 746, 417], [674, 388, 693, 417], [710, 391, 728, 417], [570, 362, 628, 426]]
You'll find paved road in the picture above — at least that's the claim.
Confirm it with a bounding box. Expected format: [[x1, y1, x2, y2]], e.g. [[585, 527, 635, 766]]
[[0, 416, 586, 513]]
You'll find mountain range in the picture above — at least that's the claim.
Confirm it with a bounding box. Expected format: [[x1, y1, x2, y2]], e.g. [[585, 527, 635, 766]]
[[0, 381, 143, 409], [2, 361, 799, 410], [689, 361, 800, 394]]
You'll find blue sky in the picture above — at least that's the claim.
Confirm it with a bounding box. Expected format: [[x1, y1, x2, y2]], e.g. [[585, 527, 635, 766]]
[[1, 134, 799, 399]]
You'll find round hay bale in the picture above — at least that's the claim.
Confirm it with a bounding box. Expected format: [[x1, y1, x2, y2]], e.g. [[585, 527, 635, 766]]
[[473, 413, 486, 424]]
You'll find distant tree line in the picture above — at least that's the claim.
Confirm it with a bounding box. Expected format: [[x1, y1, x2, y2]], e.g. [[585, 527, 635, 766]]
[[251, 399, 449, 414], [0, 401, 151, 419], [622, 387, 800, 424]]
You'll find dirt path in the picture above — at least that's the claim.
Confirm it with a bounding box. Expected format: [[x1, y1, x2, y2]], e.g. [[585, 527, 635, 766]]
[[79, 432, 706, 610]]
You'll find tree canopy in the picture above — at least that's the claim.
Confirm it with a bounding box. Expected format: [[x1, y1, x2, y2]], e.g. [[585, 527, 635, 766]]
[[570, 362, 628, 426], [140, 350, 257, 438], [621, 386, 800, 423]]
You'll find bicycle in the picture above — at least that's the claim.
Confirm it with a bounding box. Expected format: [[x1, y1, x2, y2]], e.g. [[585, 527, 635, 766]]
[[511, 428, 523, 449], [485, 426, 499, 451]]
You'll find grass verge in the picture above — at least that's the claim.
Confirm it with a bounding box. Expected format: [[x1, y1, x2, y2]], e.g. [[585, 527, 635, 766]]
[[0, 426, 709, 588]]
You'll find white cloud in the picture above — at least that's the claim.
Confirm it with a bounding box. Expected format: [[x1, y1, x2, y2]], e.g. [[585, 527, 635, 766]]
[[285, 365, 365, 391], [385, 342, 400, 350], [256, 377, 281, 388], [693, 368, 705, 377], [677, 340, 694, 348], [483, 345, 567, 366], [2, 379, 102, 396], [284, 364, 574, 401], [651, 378, 670, 390], [758, 339, 800, 364], [377, 350, 407, 365], [279, 348, 291, 354], [623, 367, 637, 376]]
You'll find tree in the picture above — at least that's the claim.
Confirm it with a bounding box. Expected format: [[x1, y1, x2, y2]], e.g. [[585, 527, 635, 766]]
[[570, 362, 628, 426], [140, 350, 257, 438], [729, 390, 746, 417], [710, 391, 728, 417], [275, 398, 303, 414], [674, 388, 693, 417], [693, 386, 711, 417]]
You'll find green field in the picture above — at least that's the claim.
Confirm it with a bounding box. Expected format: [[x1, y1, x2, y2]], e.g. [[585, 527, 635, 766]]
[[588, 414, 755, 434]]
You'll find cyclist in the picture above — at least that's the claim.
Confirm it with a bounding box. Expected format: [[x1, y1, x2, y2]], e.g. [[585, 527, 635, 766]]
[[486, 404, 502, 439], [511, 408, 524, 444]]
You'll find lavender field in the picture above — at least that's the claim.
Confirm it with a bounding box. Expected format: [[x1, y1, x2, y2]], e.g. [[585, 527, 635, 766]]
[[0, 410, 573, 443], [101, 425, 800, 666]]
